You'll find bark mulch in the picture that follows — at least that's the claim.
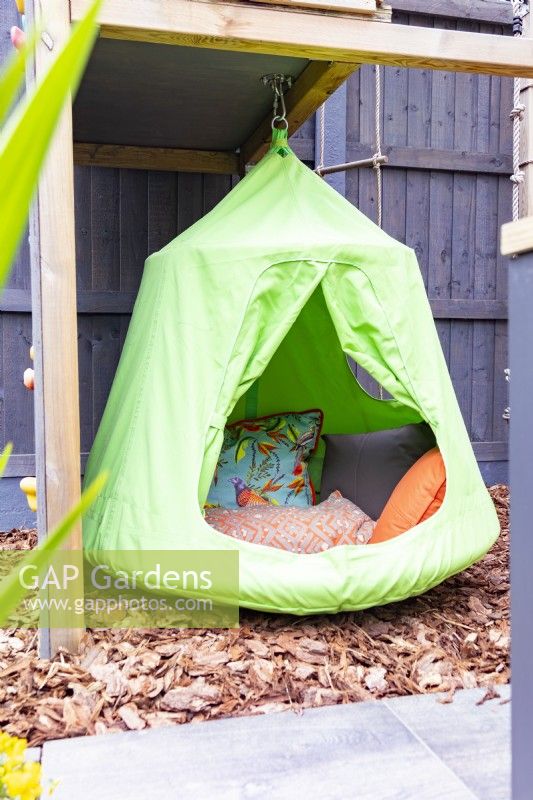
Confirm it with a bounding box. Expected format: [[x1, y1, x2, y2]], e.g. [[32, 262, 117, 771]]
[[0, 486, 509, 746]]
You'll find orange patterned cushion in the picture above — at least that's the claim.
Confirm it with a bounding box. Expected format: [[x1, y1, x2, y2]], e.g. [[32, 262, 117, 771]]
[[205, 491, 375, 553]]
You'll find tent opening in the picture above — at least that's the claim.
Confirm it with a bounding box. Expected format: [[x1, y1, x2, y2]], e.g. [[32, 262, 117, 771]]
[[220, 274, 424, 495], [203, 273, 449, 553]]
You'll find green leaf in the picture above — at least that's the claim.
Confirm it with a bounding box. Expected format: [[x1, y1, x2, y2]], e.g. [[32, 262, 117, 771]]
[[286, 424, 299, 443], [266, 417, 284, 432], [0, 471, 107, 627], [0, 0, 102, 290], [235, 436, 253, 463], [0, 442, 13, 480]]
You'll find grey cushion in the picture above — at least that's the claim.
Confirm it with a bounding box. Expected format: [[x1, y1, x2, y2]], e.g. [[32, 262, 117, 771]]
[[320, 423, 436, 520]]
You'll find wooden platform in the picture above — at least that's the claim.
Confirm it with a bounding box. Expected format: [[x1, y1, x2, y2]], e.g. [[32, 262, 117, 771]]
[[70, 0, 533, 174], [73, 41, 308, 152], [38, 687, 510, 799]]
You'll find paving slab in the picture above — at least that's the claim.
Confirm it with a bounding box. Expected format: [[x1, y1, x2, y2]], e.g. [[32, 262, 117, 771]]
[[385, 685, 511, 800], [42, 699, 476, 800], [25, 747, 41, 763]]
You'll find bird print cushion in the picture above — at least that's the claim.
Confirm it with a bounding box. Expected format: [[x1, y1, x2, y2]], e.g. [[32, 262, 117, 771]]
[[205, 491, 375, 553], [206, 409, 323, 509]]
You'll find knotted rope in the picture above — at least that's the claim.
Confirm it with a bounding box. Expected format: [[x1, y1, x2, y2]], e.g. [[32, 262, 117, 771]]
[[511, 0, 526, 221], [373, 65, 383, 228]]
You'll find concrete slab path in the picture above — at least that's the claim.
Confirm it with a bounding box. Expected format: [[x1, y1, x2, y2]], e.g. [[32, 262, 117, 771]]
[[37, 686, 510, 800]]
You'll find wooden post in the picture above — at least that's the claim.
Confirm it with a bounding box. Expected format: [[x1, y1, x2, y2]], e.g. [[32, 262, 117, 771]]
[[501, 219, 533, 800], [509, 246, 533, 800], [26, 0, 83, 656]]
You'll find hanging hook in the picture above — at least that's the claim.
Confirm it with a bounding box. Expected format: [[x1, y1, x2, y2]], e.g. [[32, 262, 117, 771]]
[[261, 73, 293, 129]]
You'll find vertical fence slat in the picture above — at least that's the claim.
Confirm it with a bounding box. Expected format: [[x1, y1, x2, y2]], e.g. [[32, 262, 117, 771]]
[[448, 19, 479, 431], [177, 173, 204, 233], [3, 315, 34, 455], [345, 69, 361, 214], [91, 167, 120, 292], [358, 65, 378, 225], [91, 314, 121, 435], [427, 17, 456, 367], [345, 69, 361, 145], [472, 173, 498, 442], [203, 174, 232, 215], [148, 172, 178, 254], [119, 168, 149, 352], [382, 26, 408, 245], [405, 14, 433, 288], [120, 169, 149, 294]]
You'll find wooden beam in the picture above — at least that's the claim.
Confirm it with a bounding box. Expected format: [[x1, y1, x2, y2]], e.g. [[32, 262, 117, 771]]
[[71, 0, 533, 78], [429, 299, 508, 319], [391, 0, 512, 26], [472, 441, 508, 461], [294, 138, 515, 172], [258, 0, 376, 12], [74, 142, 239, 174], [345, 142, 513, 175], [240, 61, 357, 166], [27, 0, 83, 655], [0, 292, 509, 319], [257, 0, 391, 21], [4, 453, 90, 479], [501, 216, 533, 256], [0, 289, 138, 314]]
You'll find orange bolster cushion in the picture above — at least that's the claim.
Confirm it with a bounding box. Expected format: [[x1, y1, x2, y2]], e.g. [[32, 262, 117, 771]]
[[370, 447, 446, 544]]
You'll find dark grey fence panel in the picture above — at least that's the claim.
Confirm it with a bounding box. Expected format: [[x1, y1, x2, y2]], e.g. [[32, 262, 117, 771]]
[[0, 3, 512, 483], [1, 1, 34, 473], [73, 170, 232, 452], [342, 8, 512, 475]]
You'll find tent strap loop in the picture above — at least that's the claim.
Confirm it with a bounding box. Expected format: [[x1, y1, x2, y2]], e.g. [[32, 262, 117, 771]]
[[210, 411, 227, 431]]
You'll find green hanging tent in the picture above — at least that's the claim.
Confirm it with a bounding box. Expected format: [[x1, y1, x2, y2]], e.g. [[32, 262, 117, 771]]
[[83, 130, 499, 614]]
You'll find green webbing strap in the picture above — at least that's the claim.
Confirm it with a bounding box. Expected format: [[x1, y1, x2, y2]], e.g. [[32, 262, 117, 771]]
[[244, 380, 259, 419], [270, 126, 290, 157]]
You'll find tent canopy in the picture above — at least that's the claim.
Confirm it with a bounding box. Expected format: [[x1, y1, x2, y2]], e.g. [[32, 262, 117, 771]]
[[83, 130, 498, 614]]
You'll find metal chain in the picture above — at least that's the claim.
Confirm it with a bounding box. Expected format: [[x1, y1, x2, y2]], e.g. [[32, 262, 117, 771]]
[[511, 0, 526, 221]]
